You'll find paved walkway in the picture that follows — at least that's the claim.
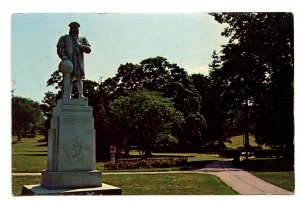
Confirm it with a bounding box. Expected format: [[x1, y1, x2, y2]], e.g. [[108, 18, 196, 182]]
[[13, 160, 293, 195], [196, 160, 293, 195]]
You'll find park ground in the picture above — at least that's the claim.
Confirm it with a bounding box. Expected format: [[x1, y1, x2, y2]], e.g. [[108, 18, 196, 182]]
[[11, 135, 294, 195]]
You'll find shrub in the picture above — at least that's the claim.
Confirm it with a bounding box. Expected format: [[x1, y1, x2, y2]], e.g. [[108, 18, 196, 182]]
[[104, 157, 187, 170], [218, 148, 241, 158]]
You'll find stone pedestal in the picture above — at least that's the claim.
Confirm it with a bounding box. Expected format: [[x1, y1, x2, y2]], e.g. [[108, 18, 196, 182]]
[[40, 99, 102, 189], [41, 170, 101, 189], [45, 99, 95, 172], [21, 98, 122, 195]]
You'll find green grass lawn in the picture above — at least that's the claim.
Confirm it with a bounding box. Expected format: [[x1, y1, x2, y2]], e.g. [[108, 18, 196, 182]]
[[12, 173, 238, 195], [250, 171, 294, 192], [12, 135, 295, 195], [12, 135, 47, 172], [12, 135, 221, 172], [224, 134, 266, 149]]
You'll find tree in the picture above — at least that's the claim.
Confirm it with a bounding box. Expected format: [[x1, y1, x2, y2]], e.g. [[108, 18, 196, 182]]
[[191, 72, 226, 147], [40, 91, 57, 141], [210, 12, 294, 157], [103, 57, 206, 150], [12, 96, 44, 141], [107, 89, 184, 157]]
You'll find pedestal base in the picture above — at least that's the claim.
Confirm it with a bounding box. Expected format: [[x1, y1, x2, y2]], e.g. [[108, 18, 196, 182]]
[[41, 170, 101, 189], [21, 183, 122, 195]]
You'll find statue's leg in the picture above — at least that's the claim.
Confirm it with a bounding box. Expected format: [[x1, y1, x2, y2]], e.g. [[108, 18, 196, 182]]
[[69, 78, 73, 98], [77, 78, 85, 99]]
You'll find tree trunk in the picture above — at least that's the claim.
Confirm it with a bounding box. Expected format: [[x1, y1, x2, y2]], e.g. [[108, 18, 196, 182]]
[[145, 149, 152, 158], [17, 133, 21, 141]]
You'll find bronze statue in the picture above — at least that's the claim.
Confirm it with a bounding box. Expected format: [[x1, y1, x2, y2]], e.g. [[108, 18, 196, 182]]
[[57, 22, 91, 101]]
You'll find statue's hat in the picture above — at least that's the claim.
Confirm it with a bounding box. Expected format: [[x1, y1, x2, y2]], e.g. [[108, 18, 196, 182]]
[[68, 22, 80, 28]]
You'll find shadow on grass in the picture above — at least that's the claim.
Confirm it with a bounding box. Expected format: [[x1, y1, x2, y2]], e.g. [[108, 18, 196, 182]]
[[13, 153, 47, 156], [238, 158, 294, 172], [36, 143, 47, 147]]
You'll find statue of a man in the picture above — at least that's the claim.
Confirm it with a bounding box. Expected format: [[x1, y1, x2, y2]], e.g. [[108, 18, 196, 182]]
[[57, 22, 91, 100]]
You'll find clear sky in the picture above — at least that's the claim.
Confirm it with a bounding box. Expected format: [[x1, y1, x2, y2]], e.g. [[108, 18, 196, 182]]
[[11, 13, 228, 103]]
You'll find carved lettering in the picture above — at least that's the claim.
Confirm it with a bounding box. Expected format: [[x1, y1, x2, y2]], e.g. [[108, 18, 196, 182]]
[[62, 108, 92, 113], [63, 117, 92, 125]]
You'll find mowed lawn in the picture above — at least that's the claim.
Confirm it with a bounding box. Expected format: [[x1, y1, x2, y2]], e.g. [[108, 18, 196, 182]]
[[12, 135, 237, 195], [12, 135, 221, 172], [102, 173, 238, 195], [250, 171, 294, 192], [224, 134, 266, 149], [12, 174, 238, 195], [12, 135, 47, 172], [12, 135, 294, 194]]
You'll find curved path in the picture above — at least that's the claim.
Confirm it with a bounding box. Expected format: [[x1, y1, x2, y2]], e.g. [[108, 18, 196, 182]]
[[196, 160, 293, 195], [13, 160, 293, 195]]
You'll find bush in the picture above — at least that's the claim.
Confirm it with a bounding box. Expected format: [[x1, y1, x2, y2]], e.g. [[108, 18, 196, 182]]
[[104, 157, 187, 170], [253, 149, 284, 158], [218, 148, 241, 158]]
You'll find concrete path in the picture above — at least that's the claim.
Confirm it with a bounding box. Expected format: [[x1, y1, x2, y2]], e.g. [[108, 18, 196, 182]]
[[197, 160, 293, 195], [12, 160, 293, 195]]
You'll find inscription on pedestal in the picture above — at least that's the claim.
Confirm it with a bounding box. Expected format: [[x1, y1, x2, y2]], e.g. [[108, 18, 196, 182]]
[[62, 108, 93, 113], [63, 117, 92, 124], [48, 101, 96, 172]]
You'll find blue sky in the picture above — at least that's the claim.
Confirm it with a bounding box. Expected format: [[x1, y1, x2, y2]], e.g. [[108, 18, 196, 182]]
[[11, 13, 228, 103]]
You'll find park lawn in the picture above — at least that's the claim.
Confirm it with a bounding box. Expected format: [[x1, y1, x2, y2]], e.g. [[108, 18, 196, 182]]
[[12, 135, 222, 172], [12, 135, 47, 172], [12, 173, 238, 195], [250, 171, 294, 192], [224, 134, 269, 149]]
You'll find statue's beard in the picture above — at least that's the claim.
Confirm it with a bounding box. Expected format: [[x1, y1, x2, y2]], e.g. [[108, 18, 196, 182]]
[[70, 30, 79, 37]]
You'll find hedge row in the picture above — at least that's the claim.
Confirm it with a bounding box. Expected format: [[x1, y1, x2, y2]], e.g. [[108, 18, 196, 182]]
[[104, 157, 188, 170]]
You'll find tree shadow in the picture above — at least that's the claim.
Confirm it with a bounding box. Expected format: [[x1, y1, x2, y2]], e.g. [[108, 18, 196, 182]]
[[238, 158, 294, 172], [179, 160, 218, 170], [36, 143, 47, 147], [13, 153, 47, 156]]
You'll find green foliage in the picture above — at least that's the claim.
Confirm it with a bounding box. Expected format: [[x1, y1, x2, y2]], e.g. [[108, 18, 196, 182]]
[[210, 12, 294, 156], [11, 96, 45, 140], [104, 157, 187, 170], [218, 148, 241, 158], [108, 89, 184, 156], [44, 57, 207, 155], [103, 57, 206, 150], [191, 72, 226, 145]]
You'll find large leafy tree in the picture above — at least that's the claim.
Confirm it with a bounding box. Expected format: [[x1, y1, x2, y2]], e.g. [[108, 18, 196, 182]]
[[107, 89, 184, 157], [12, 96, 45, 141], [210, 12, 294, 156], [103, 57, 206, 150], [191, 73, 226, 146]]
